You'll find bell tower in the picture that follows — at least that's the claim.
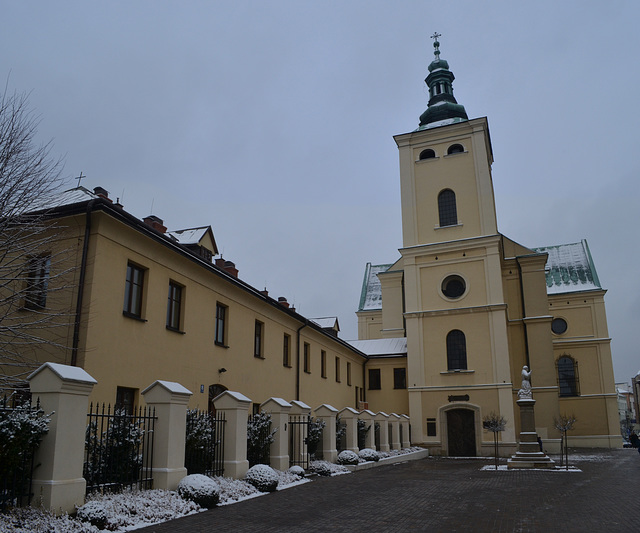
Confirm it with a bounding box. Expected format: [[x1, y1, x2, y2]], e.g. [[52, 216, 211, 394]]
[[395, 35, 516, 454]]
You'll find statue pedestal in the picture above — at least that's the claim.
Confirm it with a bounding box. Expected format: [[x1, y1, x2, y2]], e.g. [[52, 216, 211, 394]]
[[508, 398, 554, 469]]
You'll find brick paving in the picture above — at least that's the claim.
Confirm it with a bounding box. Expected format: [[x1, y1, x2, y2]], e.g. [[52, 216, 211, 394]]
[[137, 449, 640, 533]]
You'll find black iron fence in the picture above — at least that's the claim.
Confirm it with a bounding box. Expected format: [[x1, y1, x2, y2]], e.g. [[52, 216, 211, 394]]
[[0, 394, 41, 511], [185, 409, 225, 477], [84, 404, 156, 494], [288, 414, 310, 469]]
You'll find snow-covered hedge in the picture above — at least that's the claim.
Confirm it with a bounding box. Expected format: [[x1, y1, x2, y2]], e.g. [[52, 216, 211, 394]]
[[337, 450, 360, 465], [177, 474, 220, 508], [309, 460, 350, 476], [244, 464, 279, 492], [358, 448, 380, 462]]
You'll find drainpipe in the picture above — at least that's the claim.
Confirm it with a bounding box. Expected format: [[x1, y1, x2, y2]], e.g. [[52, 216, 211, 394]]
[[71, 200, 95, 366], [295, 320, 309, 401], [516, 257, 530, 369]]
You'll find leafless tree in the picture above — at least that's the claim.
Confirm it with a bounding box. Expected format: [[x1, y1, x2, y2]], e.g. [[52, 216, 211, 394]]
[[483, 411, 507, 470], [554, 413, 576, 470], [0, 88, 71, 391]]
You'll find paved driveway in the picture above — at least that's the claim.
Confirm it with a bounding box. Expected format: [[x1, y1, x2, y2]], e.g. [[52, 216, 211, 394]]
[[138, 449, 640, 533]]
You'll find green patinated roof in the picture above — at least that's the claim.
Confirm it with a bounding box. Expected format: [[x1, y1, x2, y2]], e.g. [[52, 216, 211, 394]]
[[533, 240, 602, 294], [358, 263, 392, 312]]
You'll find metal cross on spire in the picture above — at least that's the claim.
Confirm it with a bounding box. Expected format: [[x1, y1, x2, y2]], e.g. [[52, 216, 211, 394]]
[[75, 172, 85, 188], [431, 32, 442, 60]]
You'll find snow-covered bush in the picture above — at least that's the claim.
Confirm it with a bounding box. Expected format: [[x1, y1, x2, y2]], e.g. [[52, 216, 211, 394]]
[[177, 474, 220, 508], [358, 448, 380, 462], [77, 489, 200, 530], [1, 507, 99, 533], [0, 399, 51, 503], [287, 465, 305, 479], [335, 416, 346, 451], [244, 464, 279, 492], [213, 476, 260, 504], [309, 460, 349, 476], [305, 417, 325, 459], [246, 412, 277, 466], [185, 409, 218, 474], [357, 419, 371, 449], [76, 500, 109, 529], [337, 450, 360, 465]]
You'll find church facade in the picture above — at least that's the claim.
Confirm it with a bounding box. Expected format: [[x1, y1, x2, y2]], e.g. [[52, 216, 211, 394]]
[[354, 38, 621, 455]]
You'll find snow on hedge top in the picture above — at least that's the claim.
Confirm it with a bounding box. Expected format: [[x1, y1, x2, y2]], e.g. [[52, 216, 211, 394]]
[[28, 362, 97, 384]]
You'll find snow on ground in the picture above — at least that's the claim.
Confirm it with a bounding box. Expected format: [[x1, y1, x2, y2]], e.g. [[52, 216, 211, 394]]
[[480, 465, 582, 472]]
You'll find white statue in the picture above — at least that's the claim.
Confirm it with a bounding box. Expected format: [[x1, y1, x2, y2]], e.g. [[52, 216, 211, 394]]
[[518, 365, 533, 399]]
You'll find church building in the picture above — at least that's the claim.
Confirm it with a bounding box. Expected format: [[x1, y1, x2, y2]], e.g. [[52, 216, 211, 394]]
[[354, 36, 621, 455]]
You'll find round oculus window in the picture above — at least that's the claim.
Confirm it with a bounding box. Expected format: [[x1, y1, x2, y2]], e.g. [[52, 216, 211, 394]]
[[442, 275, 466, 299], [551, 318, 568, 335]]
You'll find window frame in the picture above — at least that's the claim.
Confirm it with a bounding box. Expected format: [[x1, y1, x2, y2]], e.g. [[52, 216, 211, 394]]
[[24, 254, 51, 310], [254, 320, 264, 358], [347, 362, 352, 386], [368, 368, 381, 390], [123, 262, 146, 319], [303, 342, 311, 373], [215, 302, 228, 347], [393, 367, 407, 389], [321, 350, 327, 378], [557, 355, 580, 397], [438, 189, 458, 227], [283, 333, 291, 367], [446, 329, 468, 371], [335, 356, 341, 383], [166, 280, 184, 332]]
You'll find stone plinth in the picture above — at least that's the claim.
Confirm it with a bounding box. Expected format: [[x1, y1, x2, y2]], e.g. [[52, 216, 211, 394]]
[[508, 398, 554, 469]]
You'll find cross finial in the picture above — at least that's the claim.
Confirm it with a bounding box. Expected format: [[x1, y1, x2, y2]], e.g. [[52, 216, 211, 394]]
[[430, 32, 442, 60], [75, 172, 85, 188]]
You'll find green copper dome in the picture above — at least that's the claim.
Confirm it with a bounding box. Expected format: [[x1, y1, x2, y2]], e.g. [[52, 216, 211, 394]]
[[418, 35, 468, 130]]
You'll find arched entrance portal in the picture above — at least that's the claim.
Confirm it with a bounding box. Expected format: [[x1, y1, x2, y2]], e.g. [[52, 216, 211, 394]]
[[208, 384, 228, 414], [447, 408, 476, 457]]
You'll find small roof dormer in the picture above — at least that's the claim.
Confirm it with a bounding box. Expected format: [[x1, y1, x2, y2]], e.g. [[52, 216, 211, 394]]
[[167, 226, 218, 263]]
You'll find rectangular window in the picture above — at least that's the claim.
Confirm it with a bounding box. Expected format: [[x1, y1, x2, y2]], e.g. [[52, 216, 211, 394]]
[[393, 368, 407, 389], [368, 368, 381, 390], [215, 303, 228, 346], [254, 320, 264, 358], [283, 333, 291, 367], [303, 342, 310, 373], [347, 362, 352, 386], [426, 418, 437, 437], [335, 357, 341, 383], [123, 263, 145, 318], [24, 254, 51, 310], [166, 281, 183, 331], [321, 350, 327, 378]]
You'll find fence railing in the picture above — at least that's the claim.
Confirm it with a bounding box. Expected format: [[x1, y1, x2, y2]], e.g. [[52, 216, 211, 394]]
[[289, 414, 310, 469], [84, 404, 156, 494], [0, 394, 40, 511], [185, 409, 225, 477], [247, 413, 273, 467]]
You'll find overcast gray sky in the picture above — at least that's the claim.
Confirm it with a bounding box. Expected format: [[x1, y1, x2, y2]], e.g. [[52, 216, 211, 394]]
[[2, 1, 638, 383]]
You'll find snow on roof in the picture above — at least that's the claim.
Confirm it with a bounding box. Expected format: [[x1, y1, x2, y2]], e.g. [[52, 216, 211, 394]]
[[348, 337, 407, 357], [166, 227, 210, 245], [533, 240, 601, 295], [358, 263, 392, 311], [310, 317, 339, 330], [30, 186, 97, 211]]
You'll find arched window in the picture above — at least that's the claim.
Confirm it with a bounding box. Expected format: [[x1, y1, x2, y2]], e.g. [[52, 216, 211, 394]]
[[438, 189, 458, 227], [557, 356, 579, 397], [447, 143, 464, 155], [419, 149, 436, 160], [447, 330, 467, 371]]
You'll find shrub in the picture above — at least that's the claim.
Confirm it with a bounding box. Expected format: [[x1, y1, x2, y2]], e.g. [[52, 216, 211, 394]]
[[335, 416, 346, 451], [358, 448, 380, 462], [337, 450, 359, 465], [287, 465, 305, 479], [177, 474, 220, 508], [357, 419, 371, 450], [76, 500, 109, 529], [185, 409, 218, 474], [244, 464, 279, 492], [246, 412, 277, 467], [305, 417, 326, 459], [309, 461, 332, 476]]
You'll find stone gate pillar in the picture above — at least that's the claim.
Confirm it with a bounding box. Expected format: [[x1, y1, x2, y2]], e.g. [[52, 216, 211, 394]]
[[314, 404, 338, 462], [375, 412, 390, 452], [339, 407, 359, 452], [27, 362, 97, 515], [260, 398, 292, 471], [214, 390, 252, 478]]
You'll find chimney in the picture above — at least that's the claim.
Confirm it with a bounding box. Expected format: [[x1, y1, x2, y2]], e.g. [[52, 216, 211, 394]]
[[259, 289, 269, 297], [278, 297, 290, 308], [93, 186, 112, 202], [215, 258, 239, 278], [143, 215, 167, 233]]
